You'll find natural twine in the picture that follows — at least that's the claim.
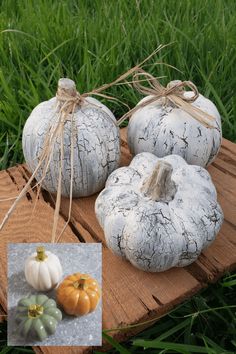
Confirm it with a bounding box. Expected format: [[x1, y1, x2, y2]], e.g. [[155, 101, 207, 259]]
[[117, 68, 216, 129], [0, 45, 168, 241], [0, 44, 216, 243]]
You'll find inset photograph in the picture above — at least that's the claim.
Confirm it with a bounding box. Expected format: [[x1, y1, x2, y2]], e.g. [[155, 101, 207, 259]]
[[7, 243, 102, 346]]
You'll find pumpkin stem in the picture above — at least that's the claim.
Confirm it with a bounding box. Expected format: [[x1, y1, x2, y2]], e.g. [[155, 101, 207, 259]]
[[167, 80, 184, 94], [28, 304, 44, 318], [36, 246, 47, 261], [73, 277, 88, 290], [57, 78, 77, 97], [141, 161, 176, 202]]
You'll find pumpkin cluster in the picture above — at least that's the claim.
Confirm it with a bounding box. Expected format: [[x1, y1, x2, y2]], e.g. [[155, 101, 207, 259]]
[[21, 70, 223, 273], [14, 246, 101, 342]]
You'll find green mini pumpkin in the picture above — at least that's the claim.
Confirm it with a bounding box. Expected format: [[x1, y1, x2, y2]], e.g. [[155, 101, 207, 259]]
[[15, 294, 62, 341]]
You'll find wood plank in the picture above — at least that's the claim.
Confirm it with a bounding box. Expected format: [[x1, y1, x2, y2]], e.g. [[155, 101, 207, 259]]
[[0, 166, 87, 354], [59, 204, 201, 333], [0, 128, 235, 353]]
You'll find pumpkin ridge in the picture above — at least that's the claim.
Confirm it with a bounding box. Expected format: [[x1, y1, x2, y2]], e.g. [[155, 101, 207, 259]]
[[26, 260, 40, 290], [86, 289, 99, 312], [32, 318, 47, 341], [43, 307, 62, 321], [38, 261, 52, 291], [76, 289, 90, 315], [23, 318, 33, 338], [95, 152, 223, 272], [63, 288, 80, 314], [40, 314, 57, 335], [67, 273, 80, 282], [18, 317, 32, 338], [35, 260, 41, 291], [35, 294, 48, 306], [87, 284, 99, 292], [59, 279, 74, 287], [42, 298, 57, 309], [74, 289, 83, 314], [56, 285, 76, 309], [47, 254, 61, 287]]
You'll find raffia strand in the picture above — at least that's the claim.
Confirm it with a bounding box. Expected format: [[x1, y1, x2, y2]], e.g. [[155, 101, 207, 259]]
[[117, 69, 216, 129], [0, 44, 173, 241]]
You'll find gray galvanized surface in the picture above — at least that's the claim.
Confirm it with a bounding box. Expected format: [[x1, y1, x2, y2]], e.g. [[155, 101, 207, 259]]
[[8, 243, 102, 346]]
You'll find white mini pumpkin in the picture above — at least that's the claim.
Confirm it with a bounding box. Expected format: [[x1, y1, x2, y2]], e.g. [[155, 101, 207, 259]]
[[128, 84, 222, 167], [25, 246, 62, 291], [95, 152, 223, 272], [22, 78, 120, 197]]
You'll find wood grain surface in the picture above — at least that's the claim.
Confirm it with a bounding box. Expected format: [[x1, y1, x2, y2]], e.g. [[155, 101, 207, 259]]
[[0, 128, 235, 353]]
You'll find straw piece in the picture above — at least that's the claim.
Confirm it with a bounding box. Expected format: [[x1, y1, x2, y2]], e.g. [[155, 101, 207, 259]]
[[0, 45, 168, 240], [117, 69, 216, 129]]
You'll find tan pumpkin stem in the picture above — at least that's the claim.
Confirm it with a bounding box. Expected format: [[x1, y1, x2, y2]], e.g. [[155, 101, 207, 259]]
[[141, 161, 176, 202], [36, 246, 47, 261], [0, 45, 169, 241], [56, 78, 81, 113], [58, 78, 77, 97], [28, 304, 44, 318]]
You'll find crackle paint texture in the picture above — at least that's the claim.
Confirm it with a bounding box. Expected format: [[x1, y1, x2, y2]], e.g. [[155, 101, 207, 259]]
[[128, 92, 222, 167], [95, 153, 224, 272], [23, 96, 120, 197], [8, 243, 102, 346]]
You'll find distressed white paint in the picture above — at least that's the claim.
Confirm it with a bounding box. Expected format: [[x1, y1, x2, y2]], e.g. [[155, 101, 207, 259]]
[[95, 152, 224, 272], [128, 92, 222, 167], [22, 87, 120, 197], [25, 251, 62, 291]]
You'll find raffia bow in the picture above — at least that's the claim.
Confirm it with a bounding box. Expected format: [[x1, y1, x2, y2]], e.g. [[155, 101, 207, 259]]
[[117, 69, 216, 129], [0, 44, 217, 244], [56, 79, 128, 115], [0, 45, 169, 242]]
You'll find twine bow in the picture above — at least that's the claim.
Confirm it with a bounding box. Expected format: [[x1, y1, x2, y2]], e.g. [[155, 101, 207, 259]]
[[0, 44, 217, 244], [118, 69, 216, 129], [56, 80, 125, 116]]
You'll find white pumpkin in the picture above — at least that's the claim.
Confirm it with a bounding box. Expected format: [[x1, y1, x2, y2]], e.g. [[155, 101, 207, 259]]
[[22, 78, 120, 197], [127, 86, 222, 167], [25, 246, 63, 291], [95, 152, 223, 272]]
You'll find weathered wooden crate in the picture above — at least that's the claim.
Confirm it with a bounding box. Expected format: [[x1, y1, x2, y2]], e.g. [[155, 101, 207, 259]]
[[0, 128, 235, 353]]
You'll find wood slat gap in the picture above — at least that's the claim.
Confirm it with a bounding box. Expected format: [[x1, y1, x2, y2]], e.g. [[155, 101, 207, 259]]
[[212, 161, 236, 178], [40, 190, 86, 243], [0, 128, 235, 354]]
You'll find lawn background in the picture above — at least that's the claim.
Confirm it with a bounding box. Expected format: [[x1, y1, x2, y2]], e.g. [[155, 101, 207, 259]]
[[0, 0, 235, 353]]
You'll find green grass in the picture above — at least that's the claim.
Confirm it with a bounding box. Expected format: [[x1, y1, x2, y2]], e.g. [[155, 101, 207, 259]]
[[99, 273, 236, 354], [0, 0, 235, 353], [0, 0, 236, 169]]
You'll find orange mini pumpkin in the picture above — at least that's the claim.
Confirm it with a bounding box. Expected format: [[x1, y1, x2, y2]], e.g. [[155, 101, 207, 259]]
[[56, 273, 101, 316]]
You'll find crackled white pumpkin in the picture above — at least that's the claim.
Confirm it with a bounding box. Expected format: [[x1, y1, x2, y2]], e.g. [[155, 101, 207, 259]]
[[22, 78, 120, 197], [128, 85, 222, 167], [25, 246, 62, 291], [95, 152, 223, 272]]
